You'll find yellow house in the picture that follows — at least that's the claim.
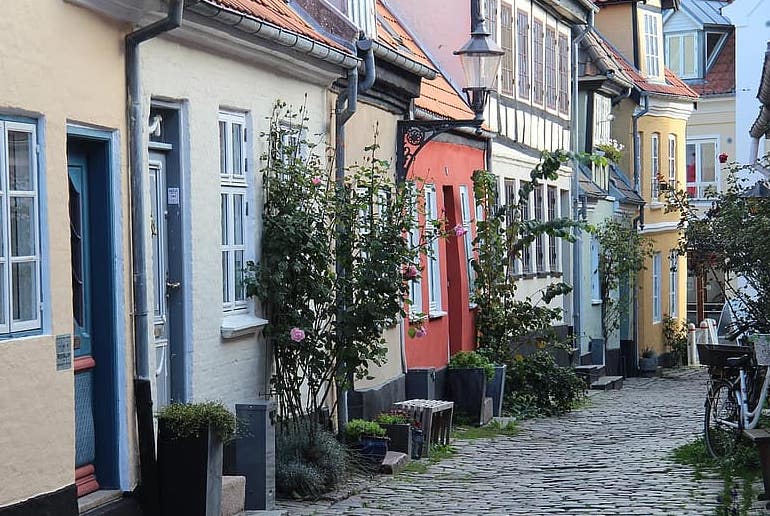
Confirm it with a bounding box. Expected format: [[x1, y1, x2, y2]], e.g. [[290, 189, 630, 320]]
[[594, 0, 698, 358]]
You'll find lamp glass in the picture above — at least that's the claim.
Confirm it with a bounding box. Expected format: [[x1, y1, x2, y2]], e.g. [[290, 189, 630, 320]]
[[459, 51, 502, 90]]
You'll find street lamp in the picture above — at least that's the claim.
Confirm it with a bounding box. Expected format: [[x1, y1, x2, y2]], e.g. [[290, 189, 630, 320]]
[[396, 0, 503, 181]]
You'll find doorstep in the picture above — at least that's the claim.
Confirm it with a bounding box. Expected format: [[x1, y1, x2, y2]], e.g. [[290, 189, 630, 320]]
[[78, 490, 123, 514]]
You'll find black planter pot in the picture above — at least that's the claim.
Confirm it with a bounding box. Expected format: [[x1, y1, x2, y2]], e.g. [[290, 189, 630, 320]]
[[447, 368, 487, 425], [158, 421, 223, 516], [486, 364, 506, 417], [381, 423, 411, 457], [639, 356, 658, 377], [410, 427, 424, 459], [351, 436, 389, 471]]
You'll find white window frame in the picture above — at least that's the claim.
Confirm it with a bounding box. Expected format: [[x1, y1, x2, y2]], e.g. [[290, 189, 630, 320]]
[[669, 255, 678, 317], [651, 133, 660, 200], [593, 94, 612, 145], [459, 185, 475, 298], [668, 134, 676, 185], [408, 187, 423, 316], [545, 26, 557, 110], [686, 138, 720, 199], [547, 185, 559, 272], [347, 0, 376, 38], [665, 32, 698, 79], [558, 33, 570, 114], [0, 121, 41, 334], [652, 252, 662, 323], [516, 9, 530, 100], [425, 184, 442, 314], [591, 236, 601, 303], [219, 110, 250, 313], [643, 13, 661, 78]]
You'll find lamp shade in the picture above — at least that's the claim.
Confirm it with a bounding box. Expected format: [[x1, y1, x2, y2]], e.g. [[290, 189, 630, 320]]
[[454, 33, 504, 90]]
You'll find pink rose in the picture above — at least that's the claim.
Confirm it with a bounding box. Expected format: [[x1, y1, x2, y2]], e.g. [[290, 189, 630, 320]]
[[453, 225, 467, 237], [404, 264, 418, 279], [415, 327, 427, 338], [311, 176, 322, 186], [290, 327, 306, 342]]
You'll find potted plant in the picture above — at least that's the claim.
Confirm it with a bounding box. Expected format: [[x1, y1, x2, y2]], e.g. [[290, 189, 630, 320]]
[[479, 351, 507, 417], [447, 351, 495, 425], [344, 419, 389, 470], [157, 402, 236, 516], [639, 348, 658, 377], [374, 410, 416, 457]]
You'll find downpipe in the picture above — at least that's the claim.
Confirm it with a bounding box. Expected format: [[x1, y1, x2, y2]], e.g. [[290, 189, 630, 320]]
[[631, 93, 649, 372]]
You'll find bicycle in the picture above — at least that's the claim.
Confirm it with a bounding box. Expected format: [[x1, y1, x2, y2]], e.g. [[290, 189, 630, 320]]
[[699, 340, 770, 458]]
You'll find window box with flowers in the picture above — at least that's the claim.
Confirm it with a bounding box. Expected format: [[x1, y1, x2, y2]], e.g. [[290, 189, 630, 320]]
[[595, 139, 625, 164]]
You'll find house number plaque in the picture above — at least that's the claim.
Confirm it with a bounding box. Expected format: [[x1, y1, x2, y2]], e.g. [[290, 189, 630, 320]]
[[55, 334, 72, 371]]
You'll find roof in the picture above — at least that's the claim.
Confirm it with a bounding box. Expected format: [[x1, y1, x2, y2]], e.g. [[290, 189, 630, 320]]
[[579, 31, 636, 88], [675, 0, 731, 26], [578, 163, 609, 198], [609, 164, 645, 204], [206, 0, 345, 50], [375, 0, 475, 120], [595, 31, 699, 100], [691, 30, 735, 96]]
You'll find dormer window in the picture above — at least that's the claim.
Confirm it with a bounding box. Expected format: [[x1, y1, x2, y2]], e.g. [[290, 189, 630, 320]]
[[347, 0, 376, 38], [643, 13, 662, 78], [666, 32, 697, 79]]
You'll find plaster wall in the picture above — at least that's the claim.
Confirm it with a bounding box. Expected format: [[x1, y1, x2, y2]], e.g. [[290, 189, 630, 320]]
[[0, 1, 131, 506], [140, 36, 331, 408], [595, 4, 637, 71]]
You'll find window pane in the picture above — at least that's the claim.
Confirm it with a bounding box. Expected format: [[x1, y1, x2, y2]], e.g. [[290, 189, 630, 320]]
[[219, 121, 227, 176], [8, 130, 33, 191], [0, 263, 5, 325], [232, 123, 243, 176], [222, 251, 230, 304], [701, 143, 716, 182], [12, 261, 37, 323], [684, 34, 696, 76], [235, 250, 245, 302], [233, 194, 244, 246], [707, 32, 722, 62], [668, 37, 681, 75], [221, 194, 228, 245], [10, 197, 36, 257]]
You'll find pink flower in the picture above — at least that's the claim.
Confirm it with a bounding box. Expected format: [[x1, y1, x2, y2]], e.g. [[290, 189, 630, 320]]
[[453, 225, 467, 237], [311, 176, 322, 186], [290, 327, 306, 342], [404, 264, 418, 279], [415, 327, 427, 338]]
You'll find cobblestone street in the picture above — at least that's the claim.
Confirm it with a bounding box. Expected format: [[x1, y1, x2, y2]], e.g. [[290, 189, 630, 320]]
[[279, 368, 767, 515]]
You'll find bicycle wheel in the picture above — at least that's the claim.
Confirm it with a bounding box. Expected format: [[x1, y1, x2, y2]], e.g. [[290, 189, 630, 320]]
[[704, 379, 741, 459]]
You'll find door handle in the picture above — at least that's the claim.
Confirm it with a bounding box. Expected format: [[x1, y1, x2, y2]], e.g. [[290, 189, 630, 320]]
[[166, 281, 181, 290]]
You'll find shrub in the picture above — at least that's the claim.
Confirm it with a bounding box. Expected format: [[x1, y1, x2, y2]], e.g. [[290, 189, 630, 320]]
[[663, 315, 688, 366], [344, 419, 386, 440], [374, 409, 412, 425], [276, 424, 349, 499], [448, 350, 495, 381], [156, 402, 236, 442], [504, 351, 585, 418]]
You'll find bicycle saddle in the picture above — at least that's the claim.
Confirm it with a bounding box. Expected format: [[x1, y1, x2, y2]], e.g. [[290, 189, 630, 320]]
[[726, 354, 751, 367]]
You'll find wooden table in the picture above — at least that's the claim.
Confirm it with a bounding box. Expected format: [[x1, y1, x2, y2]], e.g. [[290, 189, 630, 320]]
[[393, 399, 454, 458]]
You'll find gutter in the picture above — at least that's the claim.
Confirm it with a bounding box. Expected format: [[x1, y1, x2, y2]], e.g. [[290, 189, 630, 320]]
[[749, 42, 770, 174], [631, 91, 649, 375], [185, 0, 360, 70], [335, 36, 376, 431], [126, 1, 183, 513], [371, 40, 437, 80]]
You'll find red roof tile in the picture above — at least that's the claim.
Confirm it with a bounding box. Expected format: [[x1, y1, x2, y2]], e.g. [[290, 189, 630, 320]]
[[207, 0, 344, 50], [692, 31, 735, 96], [376, 0, 475, 120], [597, 33, 699, 100]]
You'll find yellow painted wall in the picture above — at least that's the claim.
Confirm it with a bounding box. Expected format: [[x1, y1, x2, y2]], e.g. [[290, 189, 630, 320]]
[[686, 95, 735, 204], [595, 4, 636, 70], [343, 101, 405, 389], [638, 114, 687, 225], [0, 1, 131, 506]]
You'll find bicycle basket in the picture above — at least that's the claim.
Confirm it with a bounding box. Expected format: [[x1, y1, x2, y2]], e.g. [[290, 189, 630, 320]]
[[697, 343, 752, 367], [753, 335, 770, 366]]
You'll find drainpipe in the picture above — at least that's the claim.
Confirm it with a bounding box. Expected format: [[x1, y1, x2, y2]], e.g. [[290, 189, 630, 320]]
[[335, 36, 375, 431], [571, 21, 592, 364], [126, 3, 183, 513], [631, 92, 649, 374]]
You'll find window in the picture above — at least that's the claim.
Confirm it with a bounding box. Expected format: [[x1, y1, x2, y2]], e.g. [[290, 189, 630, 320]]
[[516, 10, 530, 99], [0, 121, 41, 334], [668, 134, 676, 185], [532, 19, 544, 105], [666, 33, 697, 79], [651, 133, 660, 200], [591, 237, 600, 301], [408, 186, 422, 315], [485, 0, 497, 41], [558, 33, 569, 113], [652, 252, 662, 323], [220, 111, 249, 312], [347, 0, 376, 38], [534, 185, 544, 272], [547, 186, 558, 271], [669, 252, 678, 317], [500, 4, 514, 96], [504, 178, 517, 274], [459, 186, 475, 296], [593, 94, 612, 145], [686, 139, 718, 199], [520, 182, 532, 273], [643, 13, 661, 78], [706, 32, 727, 68], [425, 184, 441, 313], [545, 27, 557, 109]]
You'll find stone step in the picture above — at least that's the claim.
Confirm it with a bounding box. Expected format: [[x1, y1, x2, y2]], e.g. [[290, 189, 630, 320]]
[[590, 375, 624, 390], [221, 475, 246, 516], [380, 451, 410, 475], [575, 365, 606, 387]]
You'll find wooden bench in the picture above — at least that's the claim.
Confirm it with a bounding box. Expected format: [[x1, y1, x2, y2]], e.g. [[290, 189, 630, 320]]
[[743, 428, 770, 507], [392, 399, 454, 458]]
